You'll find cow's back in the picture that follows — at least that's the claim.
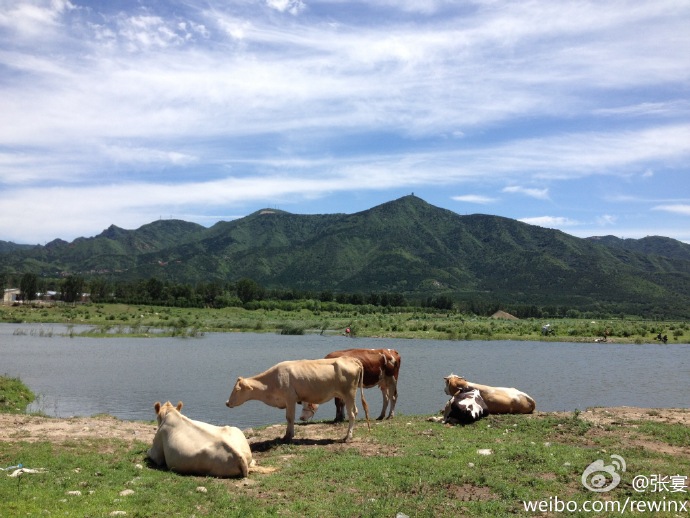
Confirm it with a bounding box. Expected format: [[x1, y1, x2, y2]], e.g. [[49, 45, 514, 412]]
[[286, 357, 363, 404], [325, 348, 400, 387], [155, 412, 252, 477]]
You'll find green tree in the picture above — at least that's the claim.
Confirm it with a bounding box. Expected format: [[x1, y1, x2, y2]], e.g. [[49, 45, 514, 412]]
[[19, 273, 38, 302], [319, 290, 333, 302], [61, 275, 85, 303], [145, 278, 165, 302], [235, 278, 264, 304], [88, 278, 112, 302]]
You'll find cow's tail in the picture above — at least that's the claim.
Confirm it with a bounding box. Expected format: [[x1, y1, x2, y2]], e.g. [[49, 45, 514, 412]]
[[358, 360, 370, 431]]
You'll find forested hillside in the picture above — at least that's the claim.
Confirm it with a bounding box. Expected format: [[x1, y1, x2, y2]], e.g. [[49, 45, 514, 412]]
[[2, 196, 690, 317]]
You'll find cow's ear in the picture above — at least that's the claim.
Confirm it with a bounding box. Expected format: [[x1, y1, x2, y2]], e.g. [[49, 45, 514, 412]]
[[238, 378, 252, 391], [176, 401, 183, 411], [154, 402, 161, 414]]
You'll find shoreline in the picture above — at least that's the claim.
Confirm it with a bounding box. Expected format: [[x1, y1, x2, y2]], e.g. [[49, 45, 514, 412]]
[[2, 406, 690, 446], [2, 304, 688, 344]]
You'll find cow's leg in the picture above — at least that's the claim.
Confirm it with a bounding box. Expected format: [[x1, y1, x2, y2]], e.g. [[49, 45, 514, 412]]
[[147, 433, 166, 466], [385, 377, 398, 419], [343, 395, 357, 442], [377, 383, 388, 420], [333, 397, 345, 422], [442, 398, 453, 423], [284, 401, 297, 442]]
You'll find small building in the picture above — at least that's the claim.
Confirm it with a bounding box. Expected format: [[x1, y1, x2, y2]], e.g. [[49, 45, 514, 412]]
[[3, 288, 20, 305], [490, 310, 519, 320]]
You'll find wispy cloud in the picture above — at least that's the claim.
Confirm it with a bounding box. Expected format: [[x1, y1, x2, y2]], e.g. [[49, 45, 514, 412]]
[[0, 0, 689, 243], [594, 100, 690, 118], [597, 214, 618, 226], [520, 216, 579, 228], [503, 186, 550, 200], [0, 0, 75, 39], [653, 204, 690, 216], [265, 0, 306, 16], [451, 194, 497, 204]]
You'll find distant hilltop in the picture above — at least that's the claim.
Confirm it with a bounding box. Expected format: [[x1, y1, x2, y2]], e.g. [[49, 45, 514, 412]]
[[2, 195, 690, 318]]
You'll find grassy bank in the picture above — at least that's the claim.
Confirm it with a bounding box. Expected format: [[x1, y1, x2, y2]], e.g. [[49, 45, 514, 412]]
[[1, 303, 688, 343], [1, 409, 689, 516], [0, 376, 35, 414], [2, 377, 689, 516]]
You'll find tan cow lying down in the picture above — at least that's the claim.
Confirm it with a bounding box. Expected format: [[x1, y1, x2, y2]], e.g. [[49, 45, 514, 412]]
[[226, 357, 370, 442], [300, 348, 401, 422], [148, 401, 253, 478], [444, 374, 536, 414]]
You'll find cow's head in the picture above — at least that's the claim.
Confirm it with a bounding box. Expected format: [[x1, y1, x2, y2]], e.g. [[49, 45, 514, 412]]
[[154, 400, 183, 425], [299, 402, 319, 421], [455, 389, 487, 419], [444, 374, 468, 395], [226, 377, 251, 408]]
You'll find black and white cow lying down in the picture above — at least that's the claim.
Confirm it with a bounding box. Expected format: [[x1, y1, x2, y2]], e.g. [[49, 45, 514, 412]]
[[443, 386, 489, 425], [429, 386, 490, 425]]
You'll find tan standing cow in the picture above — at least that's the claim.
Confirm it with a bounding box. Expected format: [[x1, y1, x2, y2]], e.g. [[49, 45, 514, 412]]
[[300, 348, 401, 422], [148, 401, 253, 477], [444, 374, 536, 414], [226, 357, 370, 442]]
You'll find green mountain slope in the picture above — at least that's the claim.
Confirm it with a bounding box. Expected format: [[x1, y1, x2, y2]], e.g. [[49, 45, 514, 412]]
[[2, 196, 689, 315], [588, 235, 690, 262], [0, 220, 206, 276]]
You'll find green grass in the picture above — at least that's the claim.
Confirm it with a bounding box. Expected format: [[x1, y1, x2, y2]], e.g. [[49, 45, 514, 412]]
[[2, 413, 689, 517], [0, 376, 35, 414], [1, 303, 689, 343], [633, 420, 690, 447]]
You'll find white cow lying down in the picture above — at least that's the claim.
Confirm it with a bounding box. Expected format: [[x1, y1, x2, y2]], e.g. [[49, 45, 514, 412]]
[[444, 374, 536, 414], [148, 401, 253, 478]]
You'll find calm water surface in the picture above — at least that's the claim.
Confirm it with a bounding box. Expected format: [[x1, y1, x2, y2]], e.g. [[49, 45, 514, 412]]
[[2, 323, 688, 430]]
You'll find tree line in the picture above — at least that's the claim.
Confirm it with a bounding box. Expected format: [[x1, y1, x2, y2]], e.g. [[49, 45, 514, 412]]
[[1, 273, 673, 319], [2, 274, 420, 309]]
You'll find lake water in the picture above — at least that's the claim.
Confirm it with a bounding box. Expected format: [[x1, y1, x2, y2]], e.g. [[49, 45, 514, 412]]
[[2, 323, 688, 430]]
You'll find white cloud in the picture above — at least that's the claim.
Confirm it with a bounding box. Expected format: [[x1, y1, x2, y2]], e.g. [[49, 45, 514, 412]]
[[99, 145, 197, 166], [594, 100, 690, 118], [266, 0, 306, 15], [0, 173, 358, 242], [503, 186, 550, 200], [0, 0, 75, 39], [519, 216, 579, 228], [451, 194, 496, 204], [596, 214, 618, 226], [653, 204, 690, 216], [1, 0, 689, 243]]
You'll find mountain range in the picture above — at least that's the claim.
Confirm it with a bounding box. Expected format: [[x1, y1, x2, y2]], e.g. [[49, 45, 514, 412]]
[[2, 195, 690, 317]]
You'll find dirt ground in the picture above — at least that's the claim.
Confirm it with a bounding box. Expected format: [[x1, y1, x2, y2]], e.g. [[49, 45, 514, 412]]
[[0, 412, 388, 459], [567, 406, 690, 427], [1, 406, 689, 449]]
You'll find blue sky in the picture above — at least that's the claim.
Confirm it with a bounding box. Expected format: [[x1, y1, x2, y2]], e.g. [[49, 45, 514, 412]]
[[1, 0, 689, 244]]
